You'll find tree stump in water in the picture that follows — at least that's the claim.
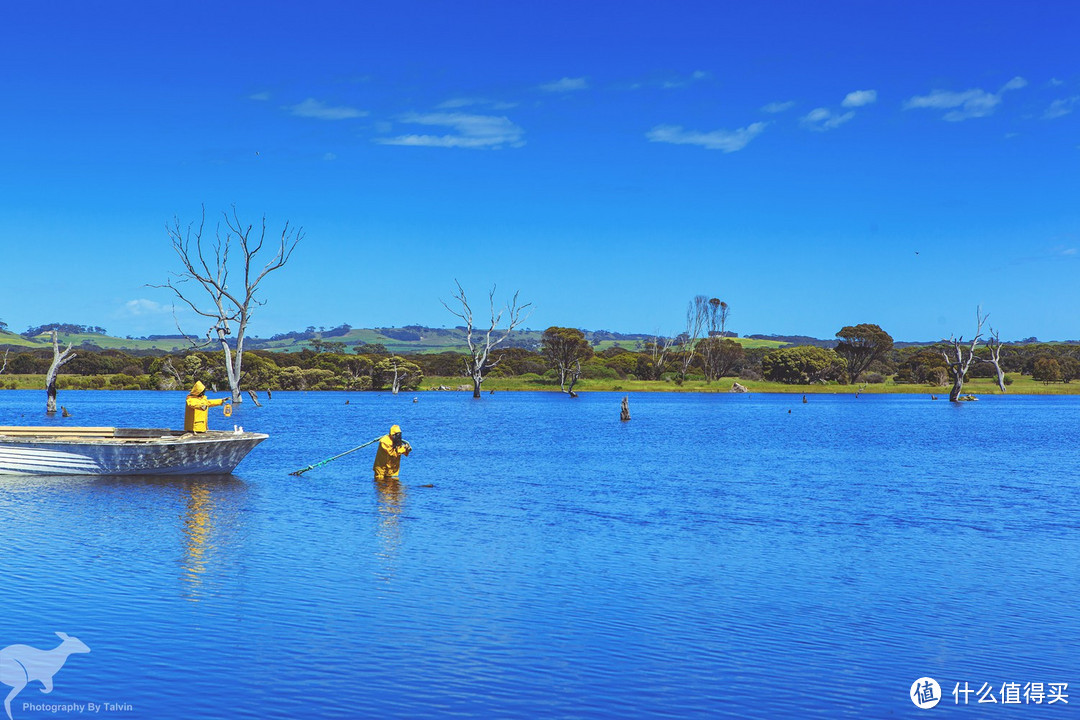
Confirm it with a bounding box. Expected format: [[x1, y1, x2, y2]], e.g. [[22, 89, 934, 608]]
[[620, 395, 631, 421], [247, 390, 262, 406]]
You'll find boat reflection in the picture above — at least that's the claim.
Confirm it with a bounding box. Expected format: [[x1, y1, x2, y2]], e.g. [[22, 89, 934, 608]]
[[4, 473, 247, 602]]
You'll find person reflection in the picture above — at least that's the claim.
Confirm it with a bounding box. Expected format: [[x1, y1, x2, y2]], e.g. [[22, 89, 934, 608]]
[[181, 481, 213, 601], [374, 477, 406, 575]]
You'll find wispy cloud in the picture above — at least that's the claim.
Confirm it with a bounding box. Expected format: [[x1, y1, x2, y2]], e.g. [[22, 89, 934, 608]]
[[842, 89, 877, 108], [661, 70, 710, 89], [761, 100, 796, 113], [646, 122, 766, 152], [539, 77, 588, 92], [904, 76, 1027, 121], [122, 299, 171, 317], [376, 113, 525, 149], [287, 98, 368, 120], [1043, 96, 1080, 120], [801, 107, 855, 131], [437, 97, 517, 110], [248, 91, 271, 101]]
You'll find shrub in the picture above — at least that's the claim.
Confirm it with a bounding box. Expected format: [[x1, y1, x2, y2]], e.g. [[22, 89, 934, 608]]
[[580, 360, 617, 380], [863, 372, 886, 384], [762, 346, 847, 384]]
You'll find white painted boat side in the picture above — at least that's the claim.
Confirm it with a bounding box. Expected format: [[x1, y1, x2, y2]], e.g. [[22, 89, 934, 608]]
[[0, 432, 268, 476]]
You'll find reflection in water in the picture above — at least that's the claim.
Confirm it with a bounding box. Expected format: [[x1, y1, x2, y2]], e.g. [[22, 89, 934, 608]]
[[182, 482, 214, 601], [374, 478, 406, 577], [0, 473, 244, 602]]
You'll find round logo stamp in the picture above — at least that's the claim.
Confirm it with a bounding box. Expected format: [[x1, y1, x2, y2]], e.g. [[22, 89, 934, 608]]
[[911, 677, 942, 709]]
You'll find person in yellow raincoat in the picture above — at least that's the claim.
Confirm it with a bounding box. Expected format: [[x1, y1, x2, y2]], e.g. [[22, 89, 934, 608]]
[[373, 424, 411, 479], [184, 381, 227, 433]]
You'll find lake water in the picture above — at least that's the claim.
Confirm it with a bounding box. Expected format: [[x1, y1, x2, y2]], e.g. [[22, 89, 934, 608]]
[[1, 389, 1078, 718]]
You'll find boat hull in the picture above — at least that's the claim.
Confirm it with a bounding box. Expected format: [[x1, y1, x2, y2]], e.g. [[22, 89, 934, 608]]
[[0, 431, 268, 476]]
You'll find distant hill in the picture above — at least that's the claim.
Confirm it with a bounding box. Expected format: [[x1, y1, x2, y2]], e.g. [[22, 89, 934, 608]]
[[0, 325, 789, 354]]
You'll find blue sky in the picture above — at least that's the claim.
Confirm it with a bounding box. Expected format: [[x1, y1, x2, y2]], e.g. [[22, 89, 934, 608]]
[[1, 1, 1077, 342]]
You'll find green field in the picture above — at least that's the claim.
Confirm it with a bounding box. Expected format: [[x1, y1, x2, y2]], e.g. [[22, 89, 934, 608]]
[[401, 375, 1076, 396], [3, 371, 1078, 396], [2, 326, 788, 355]]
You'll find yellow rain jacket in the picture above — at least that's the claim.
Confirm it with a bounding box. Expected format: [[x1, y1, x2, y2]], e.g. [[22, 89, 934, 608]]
[[184, 381, 226, 433], [373, 424, 411, 479]]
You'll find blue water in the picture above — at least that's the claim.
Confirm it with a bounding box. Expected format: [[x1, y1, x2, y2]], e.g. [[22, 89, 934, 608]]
[[1, 389, 1079, 718]]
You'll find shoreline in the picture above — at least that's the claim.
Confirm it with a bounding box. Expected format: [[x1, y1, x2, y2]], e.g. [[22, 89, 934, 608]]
[[2, 375, 1077, 396]]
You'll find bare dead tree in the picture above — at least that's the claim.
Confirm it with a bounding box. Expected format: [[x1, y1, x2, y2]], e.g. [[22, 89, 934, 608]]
[[387, 355, 412, 395], [441, 281, 531, 398], [644, 332, 675, 380], [941, 307, 987, 402], [676, 295, 709, 381], [45, 331, 77, 414], [700, 298, 730, 383], [154, 206, 301, 403], [0, 349, 8, 375], [160, 358, 184, 390], [982, 328, 1007, 393]]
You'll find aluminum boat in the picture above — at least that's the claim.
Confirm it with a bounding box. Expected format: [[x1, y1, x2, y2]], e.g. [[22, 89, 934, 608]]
[[0, 426, 267, 476]]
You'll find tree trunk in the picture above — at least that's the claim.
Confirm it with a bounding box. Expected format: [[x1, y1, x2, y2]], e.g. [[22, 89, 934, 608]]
[[218, 333, 243, 404], [45, 331, 76, 414], [949, 374, 964, 402], [46, 377, 59, 415], [993, 365, 1007, 393], [620, 396, 631, 421], [472, 375, 482, 398]]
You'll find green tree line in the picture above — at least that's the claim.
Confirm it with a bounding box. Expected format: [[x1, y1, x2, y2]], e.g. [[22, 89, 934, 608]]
[[5, 328, 1080, 391]]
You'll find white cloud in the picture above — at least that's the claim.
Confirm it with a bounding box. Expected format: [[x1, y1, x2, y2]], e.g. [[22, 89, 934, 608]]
[[248, 91, 271, 101], [801, 107, 855, 131], [539, 77, 588, 92], [842, 89, 877, 107], [1001, 76, 1028, 92], [904, 77, 1026, 121], [123, 299, 170, 317], [437, 97, 517, 110], [1044, 96, 1080, 120], [376, 113, 525, 149], [287, 98, 367, 120], [646, 122, 766, 152], [661, 70, 711, 88], [761, 100, 796, 113]]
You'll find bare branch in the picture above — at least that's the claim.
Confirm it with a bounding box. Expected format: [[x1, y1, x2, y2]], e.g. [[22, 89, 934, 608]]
[[442, 281, 531, 397], [153, 207, 301, 402]]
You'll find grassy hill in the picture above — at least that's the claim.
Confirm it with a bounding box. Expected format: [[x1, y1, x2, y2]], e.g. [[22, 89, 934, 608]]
[[1, 326, 789, 355]]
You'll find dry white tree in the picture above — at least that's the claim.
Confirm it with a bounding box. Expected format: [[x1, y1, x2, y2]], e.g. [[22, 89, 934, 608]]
[[45, 331, 76, 414], [941, 307, 987, 402], [155, 206, 301, 403], [441, 281, 530, 398]]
